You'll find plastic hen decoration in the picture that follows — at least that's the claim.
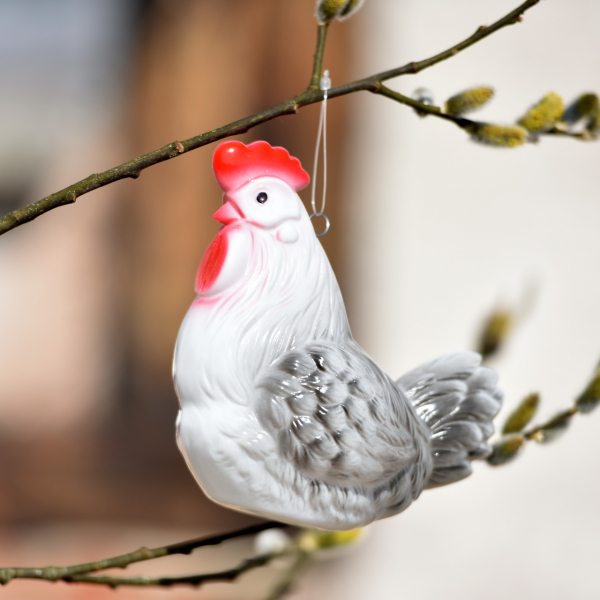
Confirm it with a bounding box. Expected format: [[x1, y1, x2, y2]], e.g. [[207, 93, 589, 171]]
[[173, 140, 503, 530]]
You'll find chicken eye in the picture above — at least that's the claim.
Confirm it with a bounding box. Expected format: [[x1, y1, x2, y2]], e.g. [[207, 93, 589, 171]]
[[256, 192, 268, 204]]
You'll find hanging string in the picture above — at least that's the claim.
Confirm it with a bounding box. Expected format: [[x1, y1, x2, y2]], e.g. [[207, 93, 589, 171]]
[[310, 70, 331, 238]]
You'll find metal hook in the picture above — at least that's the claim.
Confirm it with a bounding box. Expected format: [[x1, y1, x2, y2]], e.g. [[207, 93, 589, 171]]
[[309, 212, 330, 238]]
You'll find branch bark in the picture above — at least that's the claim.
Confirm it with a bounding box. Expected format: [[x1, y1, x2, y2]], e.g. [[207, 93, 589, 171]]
[[0, 0, 540, 238], [0, 521, 283, 585], [262, 549, 312, 600], [63, 551, 287, 589], [310, 23, 330, 88], [375, 85, 475, 128]]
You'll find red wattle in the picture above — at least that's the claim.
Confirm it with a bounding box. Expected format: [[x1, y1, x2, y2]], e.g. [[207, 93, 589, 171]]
[[196, 230, 228, 293]]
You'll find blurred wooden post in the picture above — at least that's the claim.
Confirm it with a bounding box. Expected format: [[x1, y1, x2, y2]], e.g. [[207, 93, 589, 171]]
[[111, 0, 353, 526], [0, 0, 353, 528]]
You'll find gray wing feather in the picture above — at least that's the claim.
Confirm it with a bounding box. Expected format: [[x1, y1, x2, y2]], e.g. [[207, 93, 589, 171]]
[[397, 351, 482, 394], [256, 341, 418, 488], [397, 351, 502, 488]]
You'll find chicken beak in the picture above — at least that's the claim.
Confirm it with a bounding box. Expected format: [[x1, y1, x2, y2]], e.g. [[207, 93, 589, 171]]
[[213, 200, 243, 226]]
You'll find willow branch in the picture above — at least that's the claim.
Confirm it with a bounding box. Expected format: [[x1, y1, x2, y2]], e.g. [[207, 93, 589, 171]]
[[373, 0, 539, 82], [522, 406, 578, 442], [0, 0, 540, 238], [488, 401, 583, 466], [544, 127, 597, 141], [62, 551, 287, 589], [375, 85, 475, 129], [262, 549, 313, 600], [375, 84, 584, 143], [0, 521, 283, 585], [310, 23, 330, 88], [487, 358, 599, 465]]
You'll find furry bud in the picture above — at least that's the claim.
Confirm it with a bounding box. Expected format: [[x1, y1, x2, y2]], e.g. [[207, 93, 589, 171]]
[[579, 94, 600, 134], [502, 393, 540, 434], [468, 123, 527, 148], [445, 87, 494, 115], [316, 0, 348, 23], [339, 0, 366, 19], [518, 92, 564, 133], [575, 362, 600, 414], [412, 88, 435, 106], [563, 93, 599, 125], [316, 0, 365, 23], [412, 88, 435, 118], [487, 434, 525, 466], [575, 93, 599, 120], [299, 528, 364, 555], [254, 529, 290, 555], [477, 308, 514, 357]]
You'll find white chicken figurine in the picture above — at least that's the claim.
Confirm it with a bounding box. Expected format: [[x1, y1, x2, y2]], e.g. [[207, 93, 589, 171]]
[[173, 140, 503, 530]]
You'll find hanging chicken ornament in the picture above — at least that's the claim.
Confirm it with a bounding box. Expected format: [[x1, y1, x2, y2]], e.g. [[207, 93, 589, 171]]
[[173, 139, 503, 531]]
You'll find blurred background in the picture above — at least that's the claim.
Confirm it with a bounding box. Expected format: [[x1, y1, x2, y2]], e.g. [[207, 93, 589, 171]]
[[0, 0, 599, 598]]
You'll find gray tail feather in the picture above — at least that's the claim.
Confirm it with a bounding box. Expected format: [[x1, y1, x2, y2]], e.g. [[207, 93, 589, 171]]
[[397, 351, 503, 489]]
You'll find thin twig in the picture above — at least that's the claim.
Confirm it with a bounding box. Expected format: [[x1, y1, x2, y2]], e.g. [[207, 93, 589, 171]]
[[375, 85, 475, 129], [544, 127, 596, 141], [63, 550, 288, 589], [373, 0, 540, 82], [0, 521, 283, 585], [523, 407, 577, 441], [262, 550, 313, 600], [0, 0, 541, 238], [488, 357, 600, 465], [310, 23, 330, 89]]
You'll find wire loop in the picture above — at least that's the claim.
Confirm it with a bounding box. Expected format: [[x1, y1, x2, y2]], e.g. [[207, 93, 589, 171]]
[[309, 212, 330, 238], [310, 70, 331, 237]]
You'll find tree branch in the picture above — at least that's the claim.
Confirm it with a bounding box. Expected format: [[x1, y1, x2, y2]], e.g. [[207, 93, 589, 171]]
[[375, 84, 585, 144], [375, 85, 475, 129], [0, 0, 542, 238], [262, 549, 312, 600], [63, 551, 287, 589], [372, 0, 540, 82], [310, 23, 330, 88], [487, 359, 600, 465], [0, 521, 283, 585], [522, 407, 577, 442], [544, 127, 596, 141]]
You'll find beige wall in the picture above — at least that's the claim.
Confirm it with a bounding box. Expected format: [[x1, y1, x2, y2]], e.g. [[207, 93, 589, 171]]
[[297, 1, 600, 599]]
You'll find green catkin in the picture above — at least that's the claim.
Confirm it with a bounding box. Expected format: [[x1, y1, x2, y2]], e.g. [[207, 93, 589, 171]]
[[469, 123, 527, 148], [503, 393, 540, 434], [316, 0, 347, 23], [339, 0, 366, 19], [575, 364, 600, 414], [477, 309, 513, 358], [518, 92, 564, 132], [576, 93, 600, 119], [487, 434, 525, 466], [445, 87, 494, 115]]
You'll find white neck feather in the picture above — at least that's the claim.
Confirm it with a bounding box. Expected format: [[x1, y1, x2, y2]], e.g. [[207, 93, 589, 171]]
[[175, 219, 350, 408]]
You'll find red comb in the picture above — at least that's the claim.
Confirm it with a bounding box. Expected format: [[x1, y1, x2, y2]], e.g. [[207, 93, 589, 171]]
[[213, 141, 310, 193]]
